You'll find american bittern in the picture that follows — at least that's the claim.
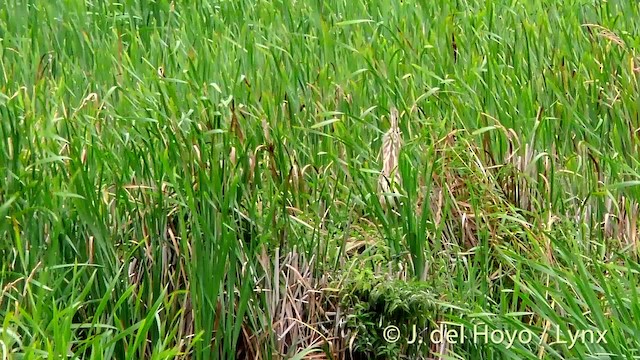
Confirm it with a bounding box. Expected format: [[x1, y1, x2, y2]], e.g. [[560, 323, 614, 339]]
[[378, 107, 403, 210]]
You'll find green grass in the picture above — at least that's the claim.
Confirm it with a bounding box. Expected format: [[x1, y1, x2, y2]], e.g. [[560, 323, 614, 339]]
[[1, 0, 640, 359]]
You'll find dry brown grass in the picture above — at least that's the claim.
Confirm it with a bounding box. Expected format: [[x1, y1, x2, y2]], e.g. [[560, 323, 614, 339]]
[[247, 247, 347, 360]]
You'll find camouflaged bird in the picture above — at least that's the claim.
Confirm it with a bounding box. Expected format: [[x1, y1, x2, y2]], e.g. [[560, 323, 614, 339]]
[[378, 107, 403, 210]]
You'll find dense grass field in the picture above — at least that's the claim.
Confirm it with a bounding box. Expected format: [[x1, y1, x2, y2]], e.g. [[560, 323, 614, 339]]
[[1, 0, 640, 359]]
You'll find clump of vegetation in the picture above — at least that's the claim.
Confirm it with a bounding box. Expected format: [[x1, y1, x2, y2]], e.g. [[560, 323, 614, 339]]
[[338, 267, 442, 359]]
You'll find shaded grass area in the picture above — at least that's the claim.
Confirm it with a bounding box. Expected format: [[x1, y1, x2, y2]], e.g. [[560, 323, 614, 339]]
[[1, 0, 640, 358]]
